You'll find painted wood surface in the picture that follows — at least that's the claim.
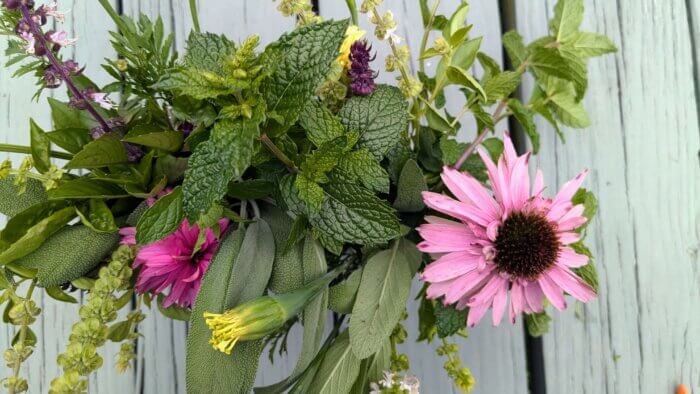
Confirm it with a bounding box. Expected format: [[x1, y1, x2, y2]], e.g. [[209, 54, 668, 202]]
[[0, 1, 697, 393]]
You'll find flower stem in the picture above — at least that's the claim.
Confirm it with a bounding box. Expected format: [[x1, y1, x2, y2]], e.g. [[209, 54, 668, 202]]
[[344, 0, 359, 25], [19, 5, 112, 134], [189, 0, 201, 33], [453, 100, 507, 170], [259, 134, 298, 173], [0, 143, 73, 160]]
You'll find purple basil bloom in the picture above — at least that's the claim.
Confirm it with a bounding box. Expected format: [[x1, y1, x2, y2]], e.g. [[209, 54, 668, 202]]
[[348, 40, 377, 96]]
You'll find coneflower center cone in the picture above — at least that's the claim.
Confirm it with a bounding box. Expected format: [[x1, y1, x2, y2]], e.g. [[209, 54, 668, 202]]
[[494, 212, 560, 280]]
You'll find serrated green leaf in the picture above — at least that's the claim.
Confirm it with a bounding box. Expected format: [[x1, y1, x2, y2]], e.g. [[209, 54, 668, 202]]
[[186, 221, 275, 394], [334, 149, 389, 194], [227, 179, 274, 200], [571, 188, 597, 224], [310, 183, 401, 245], [393, 159, 427, 213], [434, 301, 468, 338], [470, 102, 494, 132], [447, 66, 487, 100], [548, 81, 590, 128], [183, 118, 260, 220], [184, 32, 235, 73], [503, 30, 527, 67], [483, 71, 520, 101], [563, 31, 617, 58], [525, 311, 552, 337], [349, 239, 420, 359], [123, 130, 183, 152], [530, 47, 587, 100], [573, 258, 598, 293], [507, 99, 540, 153], [65, 135, 128, 169], [299, 99, 345, 147], [338, 85, 409, 158], [46, 128, 91, 154], [451, 37, 482, 69], [47, 178, 128, 199], [307, 330, 361, 393], [261, 19, 349, 134], [29, 119, 50, 173], [425, 102, 455, 134], [550, 0, 584, 41], [76, 199, 118, 233], [154, 68, 242, 99], [295, 175, 325, 212], [136, 187, 184, 244]]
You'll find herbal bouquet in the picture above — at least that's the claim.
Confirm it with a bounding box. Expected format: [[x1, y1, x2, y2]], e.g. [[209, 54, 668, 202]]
[[0, 0, 615, 392]]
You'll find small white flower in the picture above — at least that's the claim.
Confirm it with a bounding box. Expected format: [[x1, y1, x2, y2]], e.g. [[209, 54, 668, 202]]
[[19, 31, 36, 54], [369, 382, 382, 394], [44, 2, 67, 23], [49, 31, 78, 47], [86, 91, 114, 110], [400, 375, 420, 394]]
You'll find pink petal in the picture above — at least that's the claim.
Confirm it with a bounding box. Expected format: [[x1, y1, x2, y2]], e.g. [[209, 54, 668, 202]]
[[417, 222, 477, 253], [441, 166, 501, 220], [509, 153, 531, 211], [546, 265, 596, 302], [538, 274, 567, 310], [509, 281, 524, 323], [467, 275, 505, 306], [556, 247, 589, 268], [523, 282, 545, 313], [426, 279, 455, 300], [502, 132, 518, 166], [467, 302, 490, 327], [478, 147, 504, 203], [552, 169, 588, 207], [532, 169, 545, 197], [421, 252, 481, 282], [422, 192, 492, 227], [558, 231, 581, 245], [444, 267, 495, 304], [491, 280, 509, 326]]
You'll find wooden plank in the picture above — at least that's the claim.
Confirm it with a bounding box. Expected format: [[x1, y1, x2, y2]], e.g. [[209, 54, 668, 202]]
[[319, 1, 527, 393], [514, 1, 700, 393]]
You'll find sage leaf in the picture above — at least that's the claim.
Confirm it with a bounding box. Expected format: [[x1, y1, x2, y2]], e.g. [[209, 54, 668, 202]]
[[307, 330, 361, 394], [393, 159, 428, 213]]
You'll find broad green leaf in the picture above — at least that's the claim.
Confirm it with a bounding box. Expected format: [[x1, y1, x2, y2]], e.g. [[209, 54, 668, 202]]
[[293, 237, 328, 376], [1, 201, 70, 244], [0, 177, 47, 217], [550, 0, 584, 41], [75, 199, 118, 233], [295, 175, 325, 212], [425, 103, 455, 134], [338, 85, 409, 158], [525, 311, 552, 337], [45, 286, 78, 304], [349, 239, 421, 359], [186, 221, 275, 394], [563, 31, 617, 58], [263, 204, 304, 294], [183, 118, 260, 220], [46, 128, 91, 154], [310, 183, 401, 245], [329, 267, 363, 314], [136, 187, 184, 244], [123, 130, 183, 152], [503, 30, 527, 67], [447, 3, 469, 37], [571, 188, 598, 225], [334, 149, 390, 194], [439, 135, 468, 167], [573, 258, 598, 292], [417, 296, 437, 342], [48, 178, 128, 199], [184, 32, 235, 73], [477, 52, 501, 80], [0, 207, 76, 266], [48, 97, 96, 130], [507, 99, 540, 153], [350, 339, 391, 393], [470, 102, 495, 132], [451, 37, 482, 70], [307, 330, 361, 394], [29, 119, 51, 173], [154, 69, 242, 99], [435, 301, 468, 338], [548, 84, 590, 127], [447, 66, 486, 100], [261, 19, 349, 134], [530, 47, 587, 100], [65, 135, 128, 169], [483, 71, 521, 101], [157, 294, 192, 321], [393, 159, 427, 213], [299, 99, 345, 147]]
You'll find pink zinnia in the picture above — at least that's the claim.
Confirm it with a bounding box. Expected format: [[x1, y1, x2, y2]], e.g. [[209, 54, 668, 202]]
[[120, 219, 229, 308], [419, 134, 595, 327]]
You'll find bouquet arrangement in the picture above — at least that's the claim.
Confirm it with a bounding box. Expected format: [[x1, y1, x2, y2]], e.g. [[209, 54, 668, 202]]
[[0, 0, 615, 392]]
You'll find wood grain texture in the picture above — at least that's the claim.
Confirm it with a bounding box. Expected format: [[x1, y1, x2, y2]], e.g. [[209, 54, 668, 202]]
[[514, 1, 700, 393]]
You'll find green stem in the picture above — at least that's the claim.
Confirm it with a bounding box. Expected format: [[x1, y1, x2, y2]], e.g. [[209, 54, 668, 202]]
[[0, 143, 72, 160], [189, 0, 201, 33], [344, 0, 359, 25], [9, 279, 37, 394], [259, 134, 298, 173], [418, 0, 441, 74]]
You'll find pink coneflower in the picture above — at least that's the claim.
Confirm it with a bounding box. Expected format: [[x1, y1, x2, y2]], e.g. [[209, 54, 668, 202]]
[[419, 134, 595, 327], [120, 219, 229, 308]]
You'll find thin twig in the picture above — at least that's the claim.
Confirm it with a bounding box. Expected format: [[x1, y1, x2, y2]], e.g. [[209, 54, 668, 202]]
[[259, 134, 298, 173], [453, 100, 507, 170]]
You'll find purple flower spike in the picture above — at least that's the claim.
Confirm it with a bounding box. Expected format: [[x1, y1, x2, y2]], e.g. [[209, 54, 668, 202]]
[[348, 40, 377, 96]]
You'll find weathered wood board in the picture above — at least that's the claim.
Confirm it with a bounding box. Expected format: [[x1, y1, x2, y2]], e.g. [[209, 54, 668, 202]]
[[0, 0, 697, 393]]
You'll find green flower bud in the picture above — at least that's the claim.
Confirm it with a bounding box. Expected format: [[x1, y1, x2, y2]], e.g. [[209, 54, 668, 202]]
[[2, 376, 28, 393], [49, 371, 88, 394]]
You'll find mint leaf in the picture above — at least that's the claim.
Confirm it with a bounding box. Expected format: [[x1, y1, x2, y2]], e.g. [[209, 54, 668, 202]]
[[123, 129, 183, 152], [338, 85, 409, 158], [183, 118, 260, 220], [571, 188, 597, 224], [136, 187, 184, 244], [435, 302, 468, 338], [261, 19, 349, 135], [507, 99, 539, 153], [547, 78, 590, 128], [503, 30, 527, 67], [563, 32, 617, 58], [295, 175, 325, 212], [550, 0, 584, 41], [65, 134, 128, 169], [154, 69, 243, 99], [310, 183, 401, 245], [483, 70, 520, 101], [335, 149, 389, 194], [184, 32, 235, 73], [299, 99, 345, 147]]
